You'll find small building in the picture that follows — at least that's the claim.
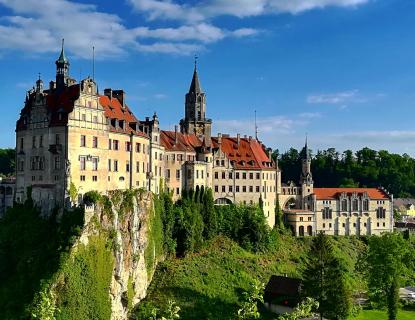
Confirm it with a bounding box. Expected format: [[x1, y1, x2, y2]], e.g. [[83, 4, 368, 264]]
[[394, 198, 415, 219], [264, 275, 302, 314]]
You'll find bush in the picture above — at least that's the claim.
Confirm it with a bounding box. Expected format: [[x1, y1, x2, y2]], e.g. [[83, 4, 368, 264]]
[[82, 190, 102, 206]]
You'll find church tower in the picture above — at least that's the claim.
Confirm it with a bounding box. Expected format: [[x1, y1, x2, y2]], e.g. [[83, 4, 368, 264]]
[[180, 58, 212, 142], [55, 39, 70, 90], [300, 137, 314, 209]]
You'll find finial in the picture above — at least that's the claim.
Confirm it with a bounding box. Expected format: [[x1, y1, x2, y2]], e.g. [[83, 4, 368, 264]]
[[255, 110, 258, 140], [194, 54, 198, 71], [92, 46, 95, 81], [38, 72, 41, 81], [61, 38, 64, 50]]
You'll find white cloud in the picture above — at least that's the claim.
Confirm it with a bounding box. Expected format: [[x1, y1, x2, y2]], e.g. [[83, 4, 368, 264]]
[[129, 0, 369, 22], [306, 89, 361, 104], [0, 0, 258, 58]]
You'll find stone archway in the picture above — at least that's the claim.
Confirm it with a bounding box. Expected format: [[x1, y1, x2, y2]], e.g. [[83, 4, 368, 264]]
[[214, 197, 233, 205], [307, 225, 313, 236], [299, 225, 305, 237]]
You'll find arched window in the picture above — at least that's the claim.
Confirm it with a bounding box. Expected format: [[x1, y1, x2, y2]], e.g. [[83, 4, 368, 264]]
[[307, 225, 313, 236], [342, 199, 348, 211], [363, 199, 369, 211], [352, 199, 358, 211]]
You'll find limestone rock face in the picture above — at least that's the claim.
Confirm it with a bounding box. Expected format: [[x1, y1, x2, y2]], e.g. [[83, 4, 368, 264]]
[[79, 190, 161, 320]]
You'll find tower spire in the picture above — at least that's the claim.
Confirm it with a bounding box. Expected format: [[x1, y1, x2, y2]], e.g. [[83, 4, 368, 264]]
[[189, 56, 202, 94], [55, 38, 70, 89]]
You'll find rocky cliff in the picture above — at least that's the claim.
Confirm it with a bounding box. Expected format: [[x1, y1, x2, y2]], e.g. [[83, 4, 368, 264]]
[[51, 189, 163, 320]]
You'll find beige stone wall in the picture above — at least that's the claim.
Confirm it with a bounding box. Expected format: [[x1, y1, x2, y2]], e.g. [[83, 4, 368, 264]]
[[285, 211, 315, 236], [314, 198, 393, 236]]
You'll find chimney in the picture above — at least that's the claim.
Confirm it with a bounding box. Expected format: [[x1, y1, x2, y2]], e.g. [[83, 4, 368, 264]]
[[268, 148, 273, 161], [244, 134, 247, 139], [248, 136, 252, 141], [113, 90, 125, 108], [175, 125, 178, 144], [237, 133, 240, 146], [104, 88, 112, 100]]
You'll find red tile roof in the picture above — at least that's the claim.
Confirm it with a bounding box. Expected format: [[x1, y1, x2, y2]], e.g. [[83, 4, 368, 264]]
[[160, 130, 201, 152], [313, 188, 390, 200], [212, 136, 274, 170], [99, 95, 147, 137]]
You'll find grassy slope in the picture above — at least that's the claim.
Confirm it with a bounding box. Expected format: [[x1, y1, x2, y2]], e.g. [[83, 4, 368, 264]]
[[351, 310, 415, 320], [135, 234, 367, 320]]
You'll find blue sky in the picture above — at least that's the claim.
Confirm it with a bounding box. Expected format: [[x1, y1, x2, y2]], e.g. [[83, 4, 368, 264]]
[[1, 0, 415, 155]]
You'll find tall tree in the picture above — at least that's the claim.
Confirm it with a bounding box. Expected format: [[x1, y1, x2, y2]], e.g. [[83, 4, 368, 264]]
[[367, 233, 413, 320], [303, 232, 351, 320]]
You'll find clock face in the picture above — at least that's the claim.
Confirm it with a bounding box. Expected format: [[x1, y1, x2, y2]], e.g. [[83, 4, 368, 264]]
[[195, 126, 204, 135]]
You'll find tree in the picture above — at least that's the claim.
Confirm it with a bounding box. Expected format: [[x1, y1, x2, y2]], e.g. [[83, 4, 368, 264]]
[[201, 188, 217, 240], [367, 233, 412, 320], [274, 198, 285, 230], [237, 279, 264, 320], [303, 232, 351, 320], [277, 297, 318, 320]]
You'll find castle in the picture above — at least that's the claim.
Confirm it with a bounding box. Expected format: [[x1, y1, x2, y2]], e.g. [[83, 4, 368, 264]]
[[11, 41, 393, 235]]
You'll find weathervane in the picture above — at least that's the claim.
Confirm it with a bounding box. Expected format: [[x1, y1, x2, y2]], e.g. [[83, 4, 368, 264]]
[[194, 54, 198, 70]]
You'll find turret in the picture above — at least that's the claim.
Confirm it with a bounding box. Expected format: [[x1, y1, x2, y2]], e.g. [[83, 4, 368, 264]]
[[55, 39, 70, 90]]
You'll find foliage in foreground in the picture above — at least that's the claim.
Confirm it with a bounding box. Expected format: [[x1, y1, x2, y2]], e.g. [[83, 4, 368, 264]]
[[0, 202, 83, 319], [303, 232, 352, 320]]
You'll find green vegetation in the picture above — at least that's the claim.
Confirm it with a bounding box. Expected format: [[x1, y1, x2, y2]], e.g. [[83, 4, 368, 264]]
[[55, 234, 114, 320], [303, 232, 352, 319], [146, 194, 165, 277], [274, 147, 415, 197], [0, 148, 15, 177], [134, 234, 366, 320], [367, 233, 415, 320], [350, 309, 415, 320], [0, 201, 83, 319]]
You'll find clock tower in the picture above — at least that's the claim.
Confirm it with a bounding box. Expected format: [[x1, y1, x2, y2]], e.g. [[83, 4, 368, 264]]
[[180, 59, 212, 143]]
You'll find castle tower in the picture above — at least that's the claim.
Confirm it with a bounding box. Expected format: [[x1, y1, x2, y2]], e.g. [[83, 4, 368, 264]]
[[300, 137, 314, 209], [180, 58, 212, 143], [55, 39, 70, 90]]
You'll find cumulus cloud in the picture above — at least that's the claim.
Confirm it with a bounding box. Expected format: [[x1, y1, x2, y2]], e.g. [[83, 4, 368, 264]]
[[129, 0, 369, 22], [0, 0, 258, 57]]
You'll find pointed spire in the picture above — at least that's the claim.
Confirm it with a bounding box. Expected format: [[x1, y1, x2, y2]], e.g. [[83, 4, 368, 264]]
[[56, 38, 69, 64], [188, 55, 202, 94], [304, 134, 310, 160]]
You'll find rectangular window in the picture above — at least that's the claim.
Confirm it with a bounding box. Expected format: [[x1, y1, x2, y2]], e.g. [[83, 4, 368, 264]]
[[236, 172, 240, 179], [256, 172, 260, 179], [109, 139, 112, 150], [166, 169, 170, 178], [214, 172, 218, 179], [256, 186, 260, 192], [80, 157, 86, 171], [80, 175, 85, 181], [249, 173, 253, 179], [176, 188, 180, 195], [93, 116, 98, 123], [80, 135, 86, 147], [236, 186, 240, 192], [82, 114, 86, 121], [222, 186, 225, 193], [126, 142, 131, 152], [108, 159, 112, 171], [54, 156, 61, 170], [39, 135, 43, 147], [176, 169, 180, 180], [114, 160, 118, 172], [20, 138, 24, 151], [93, 136, 98, 148], [55, 134, 60, 145], [249, 186, 253, 192], [93, 175, 98, 182], [222, 172, 225, 179], [136, 161, 140, 173], [113, 140, 119, 150], [242, 172, 247, 179], [229, 185, 233, 192], [92, 158, 98, 171], [214, 185, 218, 192], [136, 143, 141, 153], [243, 186, 246, 192], [126, 161, 130, 172]]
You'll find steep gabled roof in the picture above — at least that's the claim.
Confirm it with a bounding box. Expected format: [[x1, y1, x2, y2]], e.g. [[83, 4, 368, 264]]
[[160, 130, 201, 152], [313, 188, 390, 200], [212, 136, 274, 170]]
